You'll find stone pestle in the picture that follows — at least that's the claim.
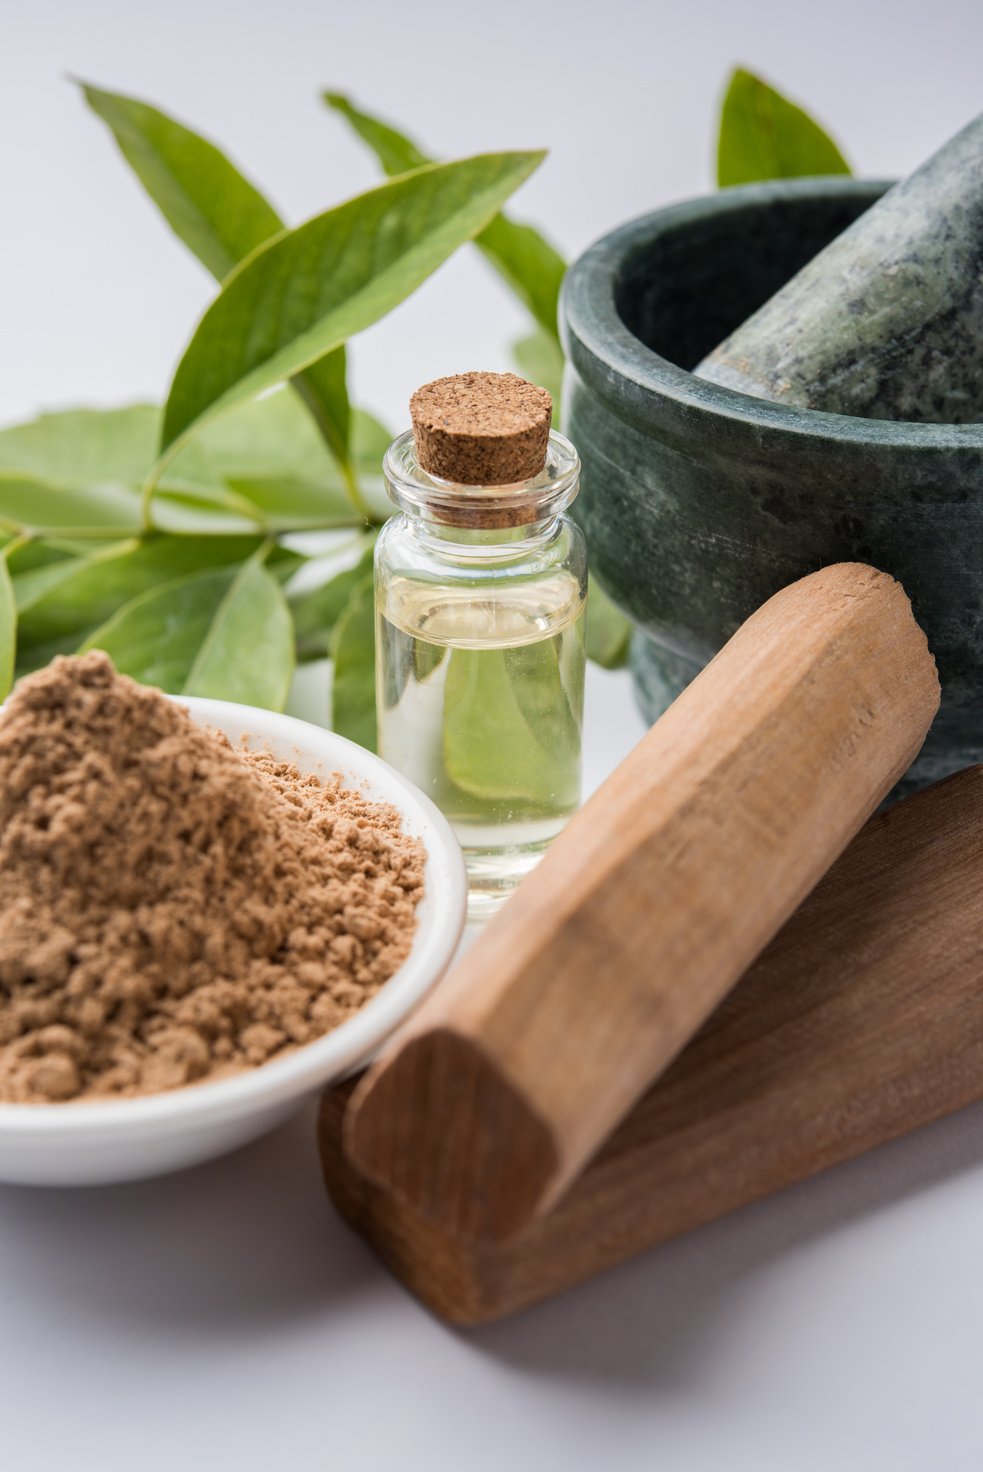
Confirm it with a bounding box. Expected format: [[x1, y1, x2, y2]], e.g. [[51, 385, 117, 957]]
[[695, 113, 983, 423]]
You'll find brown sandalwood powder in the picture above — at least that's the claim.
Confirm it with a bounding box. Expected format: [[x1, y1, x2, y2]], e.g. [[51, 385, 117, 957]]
[[0, 653, 426, 1103]]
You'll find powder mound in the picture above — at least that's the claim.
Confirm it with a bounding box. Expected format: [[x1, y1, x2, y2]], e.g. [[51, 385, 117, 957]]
[[0, 653, 426, 1103]]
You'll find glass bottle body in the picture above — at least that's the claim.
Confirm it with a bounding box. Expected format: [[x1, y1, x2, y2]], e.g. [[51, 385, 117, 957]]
[[376, 432, 587, 918]]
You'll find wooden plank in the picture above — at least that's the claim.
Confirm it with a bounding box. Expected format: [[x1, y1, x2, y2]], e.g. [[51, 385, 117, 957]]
[[344, 565, 939, 1242], [319, 767, 983, 1323]]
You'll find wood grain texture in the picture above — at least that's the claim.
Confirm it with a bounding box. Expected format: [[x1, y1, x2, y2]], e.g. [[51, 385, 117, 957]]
[[346, 565, 939, 1243], [320, 766, 983, 1322]]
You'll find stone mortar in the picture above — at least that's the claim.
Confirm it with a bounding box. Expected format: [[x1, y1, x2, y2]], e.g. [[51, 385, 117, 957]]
[[561, 177, 983, 791]]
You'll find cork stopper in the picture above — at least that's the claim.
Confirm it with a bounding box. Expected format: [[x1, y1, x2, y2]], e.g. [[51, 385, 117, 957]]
[[410, 372, 552, 486]]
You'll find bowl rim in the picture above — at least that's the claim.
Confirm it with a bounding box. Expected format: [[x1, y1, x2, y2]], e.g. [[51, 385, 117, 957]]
[[561, 174, 983, 450], [0, 697, 467, 1139]]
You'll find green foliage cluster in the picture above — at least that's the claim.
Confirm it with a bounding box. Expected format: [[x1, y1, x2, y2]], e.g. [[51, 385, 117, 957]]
[[0, 69, 848, 742]]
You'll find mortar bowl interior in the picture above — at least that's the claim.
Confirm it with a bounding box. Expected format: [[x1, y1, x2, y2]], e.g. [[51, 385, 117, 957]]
[[561, 177, 983, 790]]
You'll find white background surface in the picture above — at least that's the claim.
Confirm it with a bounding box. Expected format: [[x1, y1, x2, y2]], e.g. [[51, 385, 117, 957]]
[[4, 3, 983, 1468]]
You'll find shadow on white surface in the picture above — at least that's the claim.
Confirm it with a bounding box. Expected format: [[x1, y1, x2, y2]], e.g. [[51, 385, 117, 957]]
[[0, 1103, 380, 1339], [467, 1096, 983, 1379], [2, 1089, 982, 1377]]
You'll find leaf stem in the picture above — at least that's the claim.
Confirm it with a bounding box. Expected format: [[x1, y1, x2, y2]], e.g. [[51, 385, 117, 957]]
[[0, 533, 31, 562], [140, 453, 170, 532], [339, 456, 375, 524]]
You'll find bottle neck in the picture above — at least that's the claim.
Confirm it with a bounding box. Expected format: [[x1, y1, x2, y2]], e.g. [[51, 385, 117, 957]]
[[400, 510, 565, 561], [383, 429, 581, 544]]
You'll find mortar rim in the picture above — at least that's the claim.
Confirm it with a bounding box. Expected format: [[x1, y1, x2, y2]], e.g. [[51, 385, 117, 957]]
[[561, 175, 983, 451]]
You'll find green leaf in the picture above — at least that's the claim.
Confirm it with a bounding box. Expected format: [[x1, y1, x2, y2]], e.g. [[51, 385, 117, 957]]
[[6, 539, 87, 575], [185, 387, 360, 529], [0, 552, 15, 700], [443, 639, 581, 810], [290, 348, 352, 485], [183, 558, 294, 706], [585, 577, 631, 669], [350, 409, 395, 520], [330, 576, 376, 750], [14, 534, 272, 647], [717, 68, 851, 187], [179, 388, 326, 479], [15, 637, 80, 681], [324, 92, 565, 339], [0, 398, 367, 537], [0, 404, 157, 486], [220, 476, 360, 530], [513, 328, 565, 414], [0, 404, 235, 535], [159, 150, 545, 461], [80, 81, 282, 280], [80, 82, 352, 496], [150, 481, 267, 535], [0, 472, 142, 536], [292, 538, 376, 659], [475, 213, 566, 340], [81, 558, 294, 710], [352, 409, 393, 465], [187, 387, 381, 503], [322, 92, 429, 176], [0, 405, 217, 536]]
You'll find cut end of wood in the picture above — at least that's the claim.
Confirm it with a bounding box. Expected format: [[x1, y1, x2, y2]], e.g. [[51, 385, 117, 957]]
[[322, 767, 983, 1325], [340, 560, 940, 1256], [345, 1029, 559, 1245]]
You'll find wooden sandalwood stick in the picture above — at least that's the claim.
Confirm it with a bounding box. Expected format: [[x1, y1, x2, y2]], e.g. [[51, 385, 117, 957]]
[[346, 564, 939, 1244], [321, 767, 983, 1323]]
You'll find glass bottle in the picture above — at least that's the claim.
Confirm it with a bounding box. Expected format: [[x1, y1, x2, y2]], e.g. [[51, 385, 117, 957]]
[[376, 374, 587, 920]]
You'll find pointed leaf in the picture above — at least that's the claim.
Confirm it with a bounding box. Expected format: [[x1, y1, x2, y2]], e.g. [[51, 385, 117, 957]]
[[163, 150, 544, 453], [15, 636, 85, 680], [0, 399, 365, 538], [81, 560, 294, 710], [186, 387, 381, 494], [443, 638, 581, 811], [350, 409, 395, 519], [0, 472, 142, 536], [80, 82, 282, 280], [291, 347, 352, 480], [717, 69, 851, 187], [513, 328, 565, 414], [150, 481, 265, 534], [585, 576, 631, 669], [81, 82, 352, 482], [183, 558, 294, 706], [322, 92, 429, 176], [292, 538, 376, 659], [0, 405, 251, 534], [80, 570, 237, 692], [14, 534, 272, 647], [330, 576, 376, 750], [352, 409, 393, 466], [186, 386, 359, 528], [0, 405, 229, 535], [221, 476, 358, 529], [324, 92, 564, 338], [6, 540, 80, 576], [0, 404, 158, 485], [476, 213, 565, 339], [160, 150, 545, 458], [0, 553, 15, 699]]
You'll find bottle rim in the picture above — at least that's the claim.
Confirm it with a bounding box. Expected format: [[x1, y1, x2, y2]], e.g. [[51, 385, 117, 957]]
[[383, 428, 580, 528]]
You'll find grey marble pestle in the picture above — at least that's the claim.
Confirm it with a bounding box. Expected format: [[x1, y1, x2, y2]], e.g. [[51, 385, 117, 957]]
[[696, 114, 983, 423]]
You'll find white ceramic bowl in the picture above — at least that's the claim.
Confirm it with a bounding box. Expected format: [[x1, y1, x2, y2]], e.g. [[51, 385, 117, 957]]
[[0, 698, 467, 1187]]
